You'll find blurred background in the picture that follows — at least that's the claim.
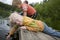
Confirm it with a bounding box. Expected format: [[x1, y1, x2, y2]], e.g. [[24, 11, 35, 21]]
[[0, 0, 60, 30]]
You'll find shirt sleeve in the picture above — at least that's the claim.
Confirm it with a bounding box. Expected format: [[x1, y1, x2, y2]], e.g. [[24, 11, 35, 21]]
[[9, 24, 19, 36]]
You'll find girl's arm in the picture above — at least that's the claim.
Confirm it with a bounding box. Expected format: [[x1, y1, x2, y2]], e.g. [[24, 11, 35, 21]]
[[20, 26, 39, 32], [6, 24, 19, 40], [9, 24, 19, 36]]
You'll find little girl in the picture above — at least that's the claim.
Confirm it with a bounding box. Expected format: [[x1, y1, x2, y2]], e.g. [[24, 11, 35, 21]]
[[7, 12, 60, 40]]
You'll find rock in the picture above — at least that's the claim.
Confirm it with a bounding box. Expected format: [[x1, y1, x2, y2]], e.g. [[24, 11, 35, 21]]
[[19, 29, 60, 40]]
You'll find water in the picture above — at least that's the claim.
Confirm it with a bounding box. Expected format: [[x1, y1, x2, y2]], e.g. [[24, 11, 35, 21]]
[[0, 19, 10, 40]]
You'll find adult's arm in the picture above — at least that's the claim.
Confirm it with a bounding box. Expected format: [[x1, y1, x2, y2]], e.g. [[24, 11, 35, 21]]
[[22, 4, 28, 16]]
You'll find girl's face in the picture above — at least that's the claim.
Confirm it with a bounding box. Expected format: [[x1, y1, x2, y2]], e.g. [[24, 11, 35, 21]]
[[16, 19, 23, 26]]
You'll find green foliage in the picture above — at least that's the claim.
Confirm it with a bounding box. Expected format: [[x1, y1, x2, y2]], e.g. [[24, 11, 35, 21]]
[[0, 9, 10, 18], [34, 0, 60, 30]]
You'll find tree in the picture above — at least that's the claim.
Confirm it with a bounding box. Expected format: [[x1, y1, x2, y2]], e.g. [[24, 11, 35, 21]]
[[34, 0, 60, 30], [12, 0, 22, 6]]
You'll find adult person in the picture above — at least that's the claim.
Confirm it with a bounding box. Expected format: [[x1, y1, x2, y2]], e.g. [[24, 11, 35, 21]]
[[17, 0, 37, 19], [6, 12, 60, 40]]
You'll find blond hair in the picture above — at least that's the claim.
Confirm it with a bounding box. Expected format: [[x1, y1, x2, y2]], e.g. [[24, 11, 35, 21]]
[[9, 12, 23, 23]]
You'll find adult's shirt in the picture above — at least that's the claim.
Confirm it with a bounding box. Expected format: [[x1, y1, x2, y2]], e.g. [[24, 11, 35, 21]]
[[21, 3, 36, 16]]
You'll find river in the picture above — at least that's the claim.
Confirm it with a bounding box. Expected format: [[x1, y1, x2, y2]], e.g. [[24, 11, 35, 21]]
[[0, 18, 10, 40]]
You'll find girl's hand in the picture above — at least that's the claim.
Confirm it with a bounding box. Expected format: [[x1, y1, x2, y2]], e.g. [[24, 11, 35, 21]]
[[6, 35, 10, 40]]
